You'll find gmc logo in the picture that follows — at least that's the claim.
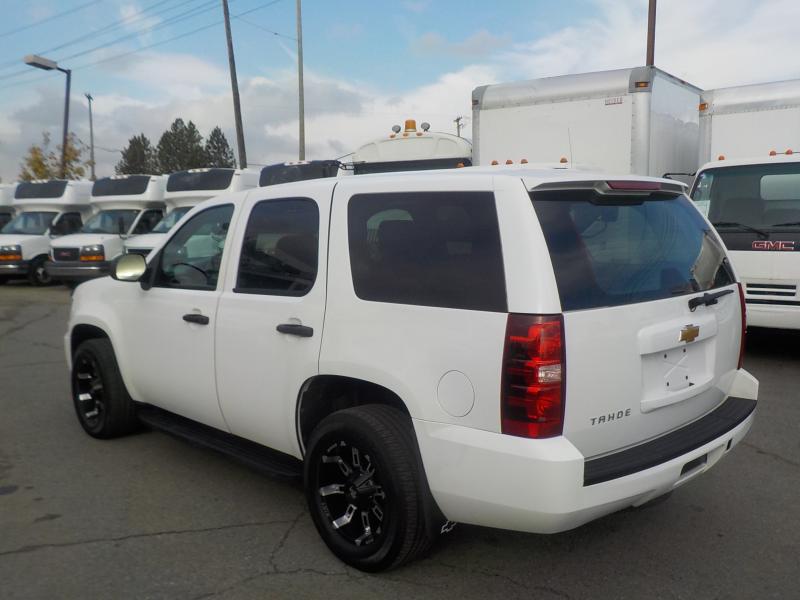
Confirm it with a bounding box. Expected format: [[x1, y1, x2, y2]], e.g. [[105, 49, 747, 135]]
[[752, 240, 796, 251]]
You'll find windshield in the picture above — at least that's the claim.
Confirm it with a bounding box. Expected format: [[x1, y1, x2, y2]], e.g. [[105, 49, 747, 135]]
[[692, 162, 800, 230], [0, 211, 57, 235], [0, 212, 12, 229], [151, 206, 192, 233], [81, 209, 140, 234]]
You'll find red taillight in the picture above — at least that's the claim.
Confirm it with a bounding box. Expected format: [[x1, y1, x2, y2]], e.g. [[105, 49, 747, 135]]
[[737, 283, 746, 369], [501, 314, 565, 439]]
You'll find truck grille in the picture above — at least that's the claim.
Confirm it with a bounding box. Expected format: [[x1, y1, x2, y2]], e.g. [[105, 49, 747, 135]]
[[53, 248, 80, 262], [745, 282, 800, 306]]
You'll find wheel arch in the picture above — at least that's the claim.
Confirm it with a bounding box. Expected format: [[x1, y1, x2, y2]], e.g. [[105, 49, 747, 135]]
[[70, 323, 110, 356], [296, 375, 411, 454]]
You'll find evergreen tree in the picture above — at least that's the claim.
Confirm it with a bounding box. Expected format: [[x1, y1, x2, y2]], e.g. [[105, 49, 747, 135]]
[[157, 118, 207, 173], [204, 126, 236, 168], [116, 133, 159, 175]]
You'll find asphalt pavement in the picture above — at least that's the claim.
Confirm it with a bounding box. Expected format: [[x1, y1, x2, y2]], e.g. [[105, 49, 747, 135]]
[[1, 282, 798, 599]]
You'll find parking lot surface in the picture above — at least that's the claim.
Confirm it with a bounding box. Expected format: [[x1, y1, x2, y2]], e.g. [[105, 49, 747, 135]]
[[1, 282, 798, 599]]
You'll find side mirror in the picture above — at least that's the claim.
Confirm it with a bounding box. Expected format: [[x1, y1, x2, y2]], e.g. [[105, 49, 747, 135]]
[[112, 253, 146, 282]]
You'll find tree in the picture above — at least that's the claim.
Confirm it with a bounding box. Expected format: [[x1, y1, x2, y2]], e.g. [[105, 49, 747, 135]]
[[18, 132, 87, 181], [116, 133, 159, 175], [157, 118, 207, 173], [204, 126, 236, 168]]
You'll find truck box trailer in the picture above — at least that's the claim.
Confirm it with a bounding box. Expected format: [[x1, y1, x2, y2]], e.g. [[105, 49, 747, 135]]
[[472, 66, 701, 178], [698, 79, 800, 165]]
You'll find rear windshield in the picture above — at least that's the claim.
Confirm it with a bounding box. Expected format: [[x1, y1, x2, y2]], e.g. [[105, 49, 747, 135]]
[[92, 175, 151, 197], [692, 162, 800, 230], [166, 169, 234, 192], [352, 157, 471, 175], [531, 190, 734, 311], [259, 161, 339, 186], [14, 180, 67, 199]]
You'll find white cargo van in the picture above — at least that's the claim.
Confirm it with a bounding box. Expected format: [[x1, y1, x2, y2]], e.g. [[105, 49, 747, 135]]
[[0, 183, 17, 230], [692, 154, 800, 330], [47, 175, 166, 283], [124, 168, 258, 257], [698, 79, 800, 165], [0, 179, 92, 285], [472, 66, 700, 181]]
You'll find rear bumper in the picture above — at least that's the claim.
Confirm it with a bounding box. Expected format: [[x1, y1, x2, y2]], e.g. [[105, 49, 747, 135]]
[[46, 260, 111, 281], [745, 303, 800, 330], [0, 260, 30, 276], [415, 385, 757, 534]]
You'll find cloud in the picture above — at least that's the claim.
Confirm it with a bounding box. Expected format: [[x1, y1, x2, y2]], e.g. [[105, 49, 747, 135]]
[[402, 1, 430, 13], [120, 2, 163, 43], [411, 30, 512, 58]]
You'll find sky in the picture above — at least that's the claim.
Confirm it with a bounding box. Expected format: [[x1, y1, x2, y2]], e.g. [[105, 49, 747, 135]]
[[0, 0, 799, 182]]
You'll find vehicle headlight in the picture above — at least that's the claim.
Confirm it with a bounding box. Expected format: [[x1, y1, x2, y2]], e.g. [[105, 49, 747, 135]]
[[80, 244, 105, 262], [0, 245, 22, 261]]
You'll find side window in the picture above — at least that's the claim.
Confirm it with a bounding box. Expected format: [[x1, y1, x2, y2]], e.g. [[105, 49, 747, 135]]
[[58, 212, 83, 234], [348, 192, 507, 312], [235, 198, 319, 296], [132, 209, 163, 234], [154, 204, 234, 291]]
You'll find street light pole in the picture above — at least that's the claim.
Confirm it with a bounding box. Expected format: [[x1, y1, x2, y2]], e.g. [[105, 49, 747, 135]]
[[646, 0, 657, 66], [85, 93, 95, 181], [221, 0, 247, 168], [23, 54, 71, 178], [296, 0, 305, 160]]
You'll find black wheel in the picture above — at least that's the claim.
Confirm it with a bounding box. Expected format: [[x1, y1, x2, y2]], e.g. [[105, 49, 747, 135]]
[[304, 405, 437, 572], [71, 338, 138, 438], [28, 255, 52, 286]]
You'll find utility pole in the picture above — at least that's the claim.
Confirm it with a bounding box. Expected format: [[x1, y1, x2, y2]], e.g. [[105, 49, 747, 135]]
[[646, 0, 657, 66], [296, 0, 305, 160], [454, 115, 463, 137], [85, 93, 95, 180], [221, 0, 247, 168]]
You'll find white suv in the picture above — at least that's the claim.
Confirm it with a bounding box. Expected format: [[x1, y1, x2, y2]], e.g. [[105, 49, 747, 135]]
[[65, 168, 759, 571]]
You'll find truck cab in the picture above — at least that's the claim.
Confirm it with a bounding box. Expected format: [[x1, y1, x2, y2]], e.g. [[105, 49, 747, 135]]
[[124, 168, 258, 257], [0, 179, 92, 286], [692, 153, 800, 329], [47, 175, 166, 283]]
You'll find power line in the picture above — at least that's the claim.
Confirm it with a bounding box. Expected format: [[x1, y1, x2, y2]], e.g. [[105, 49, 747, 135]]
[[0, 0, 101, 39], [0, 0, 186, 71], [0, 0, 221, 82], [0, 0, 288, 91], [234, 15, 295, 41]]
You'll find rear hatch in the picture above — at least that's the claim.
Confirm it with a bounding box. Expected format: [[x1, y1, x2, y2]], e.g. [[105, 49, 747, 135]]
[[530, 180, 742, 458]]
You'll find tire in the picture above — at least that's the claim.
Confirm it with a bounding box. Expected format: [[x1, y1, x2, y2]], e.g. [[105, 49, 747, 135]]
[[304, 405, 437, 572], [71, 338, 139, 438], [28, 255, 52, 286]]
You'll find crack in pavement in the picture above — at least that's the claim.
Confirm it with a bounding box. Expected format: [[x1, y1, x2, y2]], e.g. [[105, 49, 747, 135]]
[[435, 560, 573, 599], [0, 519, 297, 558], [0, 306, 60, 340], [742, 441, 800, 468]]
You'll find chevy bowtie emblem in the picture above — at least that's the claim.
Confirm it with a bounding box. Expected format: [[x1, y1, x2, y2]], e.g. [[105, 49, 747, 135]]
[[680, 324, 700, 343]]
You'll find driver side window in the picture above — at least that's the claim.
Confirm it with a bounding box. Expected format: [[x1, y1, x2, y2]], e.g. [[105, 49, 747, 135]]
[[154, 204, 234, 291]]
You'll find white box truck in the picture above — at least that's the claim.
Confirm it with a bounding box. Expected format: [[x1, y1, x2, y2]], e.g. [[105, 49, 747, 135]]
[[698, 79, 800, 164], [472, 66, 701, 179]]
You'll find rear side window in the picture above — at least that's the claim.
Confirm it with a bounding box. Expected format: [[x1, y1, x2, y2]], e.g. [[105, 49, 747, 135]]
[[235, 198, 319, 296], [348, 192, 506, 312], [532, 191, 734, 311]]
